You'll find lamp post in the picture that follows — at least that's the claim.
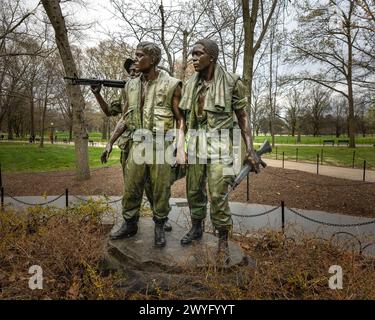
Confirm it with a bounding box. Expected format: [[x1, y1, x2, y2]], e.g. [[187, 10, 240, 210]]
[[50, 122, 54, 144]]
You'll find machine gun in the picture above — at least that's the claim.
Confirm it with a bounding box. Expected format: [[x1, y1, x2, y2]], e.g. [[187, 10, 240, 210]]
[[224, 140, 272, 199], [64, 76, 126, 88]]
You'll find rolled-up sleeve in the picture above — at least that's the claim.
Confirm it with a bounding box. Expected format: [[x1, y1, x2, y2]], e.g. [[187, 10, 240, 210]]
[[232, 79, 247, 111], [109, 88, 127, 116]]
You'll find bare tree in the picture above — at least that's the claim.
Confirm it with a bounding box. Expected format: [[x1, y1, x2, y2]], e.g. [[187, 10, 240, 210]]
[[109, 0, 209, 79], [331, 96, 347, 137], [241, 0, 280, 108], [306, 85, 331, 137], [285, 87, 306, 142], [287, 0, 375, 147], [199, 0, 245, 73], [41, 0, 90, 180], [85, 40, 132, 139]]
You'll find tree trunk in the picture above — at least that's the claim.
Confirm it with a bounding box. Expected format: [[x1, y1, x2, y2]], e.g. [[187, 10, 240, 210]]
[[41, 0, 90, 180], [346, 2, 356, 148], [69, 123, 73, 142], [241, 0, 257, 111], [30, 86, 35, 141], [101, 116, 108, 140], [180, 30, 188, 81], [159, 4, 174, 75], [39, 98, 47, 148]]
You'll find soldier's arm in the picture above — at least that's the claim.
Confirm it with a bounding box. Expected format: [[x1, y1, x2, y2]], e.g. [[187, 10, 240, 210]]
[[101, 100, 129, 164], [91, 85, 111, 116], [233, 80, 260, 173], [171, 84, 186, 165]]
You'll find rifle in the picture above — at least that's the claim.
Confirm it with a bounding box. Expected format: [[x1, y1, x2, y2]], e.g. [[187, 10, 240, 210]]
[[224, 140, 272, 199], [64, 76, 126, 88]]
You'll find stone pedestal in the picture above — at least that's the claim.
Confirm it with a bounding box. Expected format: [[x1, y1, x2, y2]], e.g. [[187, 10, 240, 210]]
[[106, 217, 253, 271]]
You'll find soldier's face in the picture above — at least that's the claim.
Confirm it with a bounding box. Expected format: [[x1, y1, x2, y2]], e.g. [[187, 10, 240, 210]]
[[134, 49, 153, 72], [129, 64, 139, 79], [192, 44, 212, 72]]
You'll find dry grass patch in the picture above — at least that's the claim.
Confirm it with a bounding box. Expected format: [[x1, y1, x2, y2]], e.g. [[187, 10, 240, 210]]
[[1, 203, 375, 300]]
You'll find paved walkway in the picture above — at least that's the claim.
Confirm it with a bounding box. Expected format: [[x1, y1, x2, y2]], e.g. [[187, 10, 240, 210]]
[[265, 159, 375, 182], [3, 196, 375, 256]]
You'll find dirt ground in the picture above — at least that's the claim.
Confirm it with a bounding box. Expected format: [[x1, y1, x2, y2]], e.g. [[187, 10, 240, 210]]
[[3, 165, 375, 217]]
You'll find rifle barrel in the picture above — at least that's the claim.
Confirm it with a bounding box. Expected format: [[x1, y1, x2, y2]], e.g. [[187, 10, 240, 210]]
[[64, 77, 126, 88]]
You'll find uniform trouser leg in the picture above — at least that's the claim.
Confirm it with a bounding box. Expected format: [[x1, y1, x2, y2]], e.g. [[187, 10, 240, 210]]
[[207, 162, 234, 230], [144, 174, 154, 209], [186, 163, 208, 220], [122, 146, 146, 220], [148, 162, 172, 220], [120, 140, 132, 178]]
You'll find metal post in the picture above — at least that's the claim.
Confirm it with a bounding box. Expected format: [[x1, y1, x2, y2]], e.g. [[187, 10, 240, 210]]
[[317, 154, 320, 175], [65, 188, 69, 208], [352, 151, 355, 168], [363, 160, 366, 182], [1, 186, 4, 210], [320, 149, 323, 165], [282, 152, 285, 168], [246, 174, 249, 201], [281, 200, 285, 234], [296, 148, 298, 162]]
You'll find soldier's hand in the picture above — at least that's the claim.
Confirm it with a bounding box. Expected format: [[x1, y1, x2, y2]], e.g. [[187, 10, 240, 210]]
[[175, 149, 187, 169], [91, 84, 102, 95], [244, 149, 261, 174], [101, 143, 112, 164]]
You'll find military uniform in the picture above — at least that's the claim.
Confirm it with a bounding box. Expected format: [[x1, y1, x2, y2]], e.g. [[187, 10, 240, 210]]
[[179, 64, 247, 230], [108, 96, 133, 170], [121, 70, 181, 221]]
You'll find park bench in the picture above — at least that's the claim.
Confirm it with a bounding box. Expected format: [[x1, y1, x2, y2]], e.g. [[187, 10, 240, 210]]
[[323, 140, 335, 146], [63, 139, 68, 143], [89, 140, 95, 146], [338, 139, 349, 146]]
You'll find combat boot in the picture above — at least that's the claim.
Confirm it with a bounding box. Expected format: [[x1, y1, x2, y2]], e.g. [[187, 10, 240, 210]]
[[109, 216, 139, 240], [154, 217, 167, 248], [217, 228, 230, 264], [180, 219, 203, 245], [164, 221, 172, 232]]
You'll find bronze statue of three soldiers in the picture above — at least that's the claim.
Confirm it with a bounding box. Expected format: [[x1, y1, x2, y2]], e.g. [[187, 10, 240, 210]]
[[92, 39, 260, 260]]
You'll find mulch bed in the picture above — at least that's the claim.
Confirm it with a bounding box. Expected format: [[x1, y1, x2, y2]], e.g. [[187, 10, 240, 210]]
[[3, 165, 375, 217]]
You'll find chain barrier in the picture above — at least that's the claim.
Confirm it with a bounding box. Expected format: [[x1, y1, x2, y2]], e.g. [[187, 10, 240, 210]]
[[231, 205, 280, 218], [4, 192, 65, 206], [107, 197, 122, 204], [287, 207, 375, 227]]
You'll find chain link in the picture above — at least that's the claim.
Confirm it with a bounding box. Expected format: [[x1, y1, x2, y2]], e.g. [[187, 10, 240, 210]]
[[232, 205, 280, 218], [4, 192, 65, 206], [288, 207, 375, 227]]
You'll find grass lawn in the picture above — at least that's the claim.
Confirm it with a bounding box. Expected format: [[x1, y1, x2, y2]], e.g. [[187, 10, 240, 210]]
[[0, 142, 121, 173], [3, 132, 375, 145], [253, 134, 375, 145], [0, 132, 107, 143], [261, 145, 375, 169], [53, 131, 105, 142], [1, 142, 374, 173]]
